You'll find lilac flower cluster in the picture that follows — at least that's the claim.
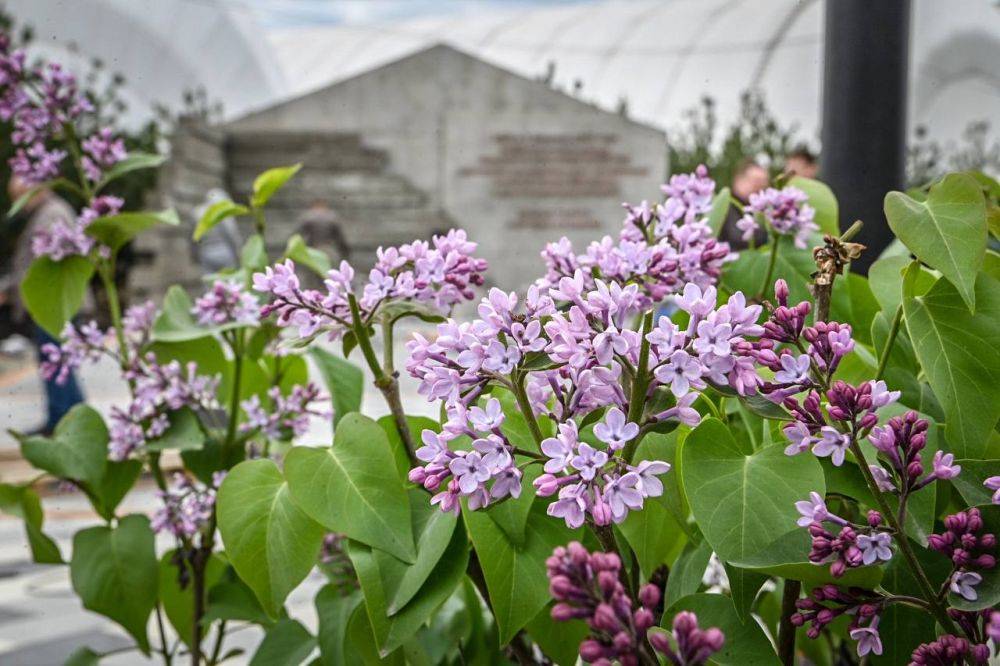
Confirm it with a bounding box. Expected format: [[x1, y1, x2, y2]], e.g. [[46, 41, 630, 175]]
[[735, 186, 817, 249], [193, 280, 260, 327], [151, 471, 225, 539], [535, 408, 670, 528], [546, 541, 724, 666], [80, 127, 127, 183], [30, 192, 125, 262], [868, 411, 961, 494], [110, 356, 219, 460], [253, 229, 487, 340], [929, 508, 997, 602], [407, 276, 765, 523], [538, 166, 733, 313], [946, 609, 1000, 663], [795, 492, 892, 577], [792, 585, 885, 656], [910, 633, 990, 666], [408, 398, 524, 512], [240, 383, 328, 441]]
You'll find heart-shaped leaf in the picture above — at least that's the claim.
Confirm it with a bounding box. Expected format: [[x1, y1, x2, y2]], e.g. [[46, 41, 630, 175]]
[[86, 209, 179, 251], [885, 173, 987, 311], [70, 515, 158, 654], [216, 458, 325, 616], [681, 418, 824, 563], [20, 255, 94, 336], [309, 348, 363, 427], [903, 273, 1000, 459], [284, 413, 415, 562]]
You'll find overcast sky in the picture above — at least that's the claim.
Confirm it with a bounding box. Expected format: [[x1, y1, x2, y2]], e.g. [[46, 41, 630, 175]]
[[241, 0, 591, 29]]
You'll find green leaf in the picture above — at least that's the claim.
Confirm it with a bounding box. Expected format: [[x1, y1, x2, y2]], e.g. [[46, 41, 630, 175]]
[[525, 604, 590, 666], [483, 464, 541, 547], [345, 602, 406, 665], [19, 404, 108, 487], [885, 173, 987, 311], [194, 199, 250, 241], [619, 483, 685, 579], [724, 564, 768, 622], [378, 415, 437, 480], [70, 515, 158, 654], [284, 414, 415, 562], [463, 503, 579, 644], [96, 152, 166, 191], [309, 347, 363, 427], [249, 618, 317, 666], [316, 587, 363, 666], [948, 506, 1000, 611], [790, 176, 839, 237], [868, 255, 934, 316], [145, 407, 205, 452], [64, 646, 101, 666], [86, 209, 179, 251], [0, 482, 62, 563], [284, 233, 332, 276], [349, 522, 469, 656], [951, 459, 1000, 506], [681, 419, 825, 563], [707, 186, 732, 235], [664, 539, 711, 607], [158, 551, 225, 648], [384, 490, 459, 615], [380, 300, 447, 326], [663, 593, 779, 665], [241, 233, 268, 272], [216, 459, 325, 616], [20, 256, 94, 337], [721, 236, 814, 305], [711, 381, 791, 421], [252, 164, 302, 209], [202, 579, 274, 626], [903, 273, 1000, 458]]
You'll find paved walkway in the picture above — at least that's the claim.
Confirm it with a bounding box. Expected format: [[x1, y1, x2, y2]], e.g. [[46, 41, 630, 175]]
[[0, 331, 437, 664]]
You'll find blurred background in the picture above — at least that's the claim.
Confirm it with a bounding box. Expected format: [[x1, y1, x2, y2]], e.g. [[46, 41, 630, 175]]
[[0, 1, 997, 663]]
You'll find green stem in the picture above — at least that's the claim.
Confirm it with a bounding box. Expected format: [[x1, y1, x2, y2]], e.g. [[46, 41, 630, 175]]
[[252, 207, 265, 236], [62, 123, 94, 200], [348, 295, 416, 461], [98, 261, 130, 370], [874, 305, 903, 381], [623, 312, 653, 461], [757, 232, 780, 300], [511, 372, 544, 447], [156, 605, 173, 666], [223, 330, 245, 452], [848, 439, 960, 635]]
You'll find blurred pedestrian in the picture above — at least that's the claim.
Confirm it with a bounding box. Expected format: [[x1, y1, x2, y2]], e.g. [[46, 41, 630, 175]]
[[721, 158, 770, 249], [299, 199, 350, 262], [2, 176, 84, 434], [785, 146, 819, 179]]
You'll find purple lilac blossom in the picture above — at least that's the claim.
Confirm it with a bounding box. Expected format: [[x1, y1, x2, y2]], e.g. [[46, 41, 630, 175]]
[[193, 280, 260, 327], [547, 541, 724, 666], [240, 383, 329, 440], [736, 186, 817, 249], [253, 229, 487, 341], [151, 472, 224, 538], [928, 508, 997, 602]]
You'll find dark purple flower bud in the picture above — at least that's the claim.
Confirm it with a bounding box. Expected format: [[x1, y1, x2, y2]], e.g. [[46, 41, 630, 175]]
[[867, 510, 882, 528], [634, 608, 655, 630], [638, 583, 660, 608], [579, 639, 607, 661], [592, 603, 621, 632]]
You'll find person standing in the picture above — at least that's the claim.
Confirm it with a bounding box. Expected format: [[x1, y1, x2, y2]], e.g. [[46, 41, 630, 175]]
[[1, 176, 84, 434], [720, 159, 770, 250]]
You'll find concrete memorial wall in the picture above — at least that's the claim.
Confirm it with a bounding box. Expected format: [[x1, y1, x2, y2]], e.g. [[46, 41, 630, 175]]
[[159, 44, 666, 294]]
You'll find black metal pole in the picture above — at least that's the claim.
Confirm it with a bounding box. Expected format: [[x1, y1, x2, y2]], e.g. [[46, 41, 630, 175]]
[[820, 0, 910, 273]]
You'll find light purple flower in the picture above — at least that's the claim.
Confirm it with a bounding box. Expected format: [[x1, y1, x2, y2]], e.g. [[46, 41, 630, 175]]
[[950, 571, 982, 601], [692, 319, 733, 357], [473, 434, 511, 469], [774, 354, 811, 385], [856, 532, 893, 565], [850, 617, 883, 657], [593, 407, 639, 451], [548, 483, 588, 529], [541, 422, 578, 474], [795, 491, 830, 527], [675, 283, 716, 317], [630, 460, 671, 497], [490, 466, 522, 499], [468, 398, 504, 431], [604, 472, 644, 523], [870, 465, 896, 492], [931, 450, 961, 480], [985, 476, 1000, 505], [449, 452, 492, 494], [812, 426, 850, 466], [655, 349, 703, 397], [868, 380, 900, 410], [783, 421, 814, 456], [571, 443, 609, 481]]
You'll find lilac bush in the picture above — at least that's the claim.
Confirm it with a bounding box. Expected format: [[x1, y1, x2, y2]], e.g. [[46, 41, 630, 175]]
[[4, 33, 1000, 666]]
